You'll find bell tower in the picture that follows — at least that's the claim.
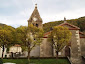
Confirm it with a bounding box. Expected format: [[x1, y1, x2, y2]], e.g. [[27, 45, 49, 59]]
[[28, 4, 43, 28]]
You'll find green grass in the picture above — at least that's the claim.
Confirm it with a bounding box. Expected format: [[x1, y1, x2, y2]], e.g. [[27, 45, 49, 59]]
[[1, 59, 70, 64]]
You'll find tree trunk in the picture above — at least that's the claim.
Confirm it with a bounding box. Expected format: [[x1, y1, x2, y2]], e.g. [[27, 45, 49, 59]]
[[27, 42, 31, 63], [28, 51, 30, 60], [28, 49, 30, 63], [2, 45, 4, 59], [56, 51, 58, 59], [2, 51, 4, 59]]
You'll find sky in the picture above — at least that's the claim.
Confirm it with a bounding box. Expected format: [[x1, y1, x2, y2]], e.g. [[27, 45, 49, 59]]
[[0, 0, 85, 28]]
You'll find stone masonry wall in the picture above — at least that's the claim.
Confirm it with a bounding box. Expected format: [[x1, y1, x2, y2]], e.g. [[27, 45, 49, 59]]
[[80, 38, 85, 56], [40, 38, 53, 57], [30, 45, 40, 57], [70, 30, 83, 64]]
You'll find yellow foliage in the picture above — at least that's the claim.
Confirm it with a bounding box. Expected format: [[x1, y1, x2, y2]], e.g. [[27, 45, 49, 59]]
[[48, 26, 72, 52]]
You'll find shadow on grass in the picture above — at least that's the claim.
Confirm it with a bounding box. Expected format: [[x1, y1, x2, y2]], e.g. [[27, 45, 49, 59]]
[[0, 58, 3, 64]]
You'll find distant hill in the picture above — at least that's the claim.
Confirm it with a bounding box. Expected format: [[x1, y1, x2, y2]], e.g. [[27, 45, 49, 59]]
[[0, 23, 5, 27], [0, 23, 15, 32], [0, 16, 85, 33], [43, 16, 85, 33], [0, 23, 15, 29]]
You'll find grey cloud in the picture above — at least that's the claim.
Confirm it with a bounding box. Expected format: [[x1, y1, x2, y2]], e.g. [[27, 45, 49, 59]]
[[0, 0, 85, 28]]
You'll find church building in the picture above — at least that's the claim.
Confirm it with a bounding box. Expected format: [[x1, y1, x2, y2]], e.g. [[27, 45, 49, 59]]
[[0, 4, 84, 64], [27, 4, 85, 64]]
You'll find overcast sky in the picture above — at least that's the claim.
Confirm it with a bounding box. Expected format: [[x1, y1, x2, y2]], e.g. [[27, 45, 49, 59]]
[[0, 0, 85, 28]]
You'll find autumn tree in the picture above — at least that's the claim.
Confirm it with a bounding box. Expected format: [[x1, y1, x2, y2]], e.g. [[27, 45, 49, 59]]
[[48, 26, 72, 59], [15, 26, 27, 45], [26, 24, 44, 60], [0, 24, 15, 58]]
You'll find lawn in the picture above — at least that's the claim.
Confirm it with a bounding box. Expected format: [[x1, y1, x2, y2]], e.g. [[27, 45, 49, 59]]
[[0, 59, 70, 64]]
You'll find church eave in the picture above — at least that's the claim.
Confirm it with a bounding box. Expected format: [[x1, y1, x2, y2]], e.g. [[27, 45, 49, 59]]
[[79, 32, 85, 35]]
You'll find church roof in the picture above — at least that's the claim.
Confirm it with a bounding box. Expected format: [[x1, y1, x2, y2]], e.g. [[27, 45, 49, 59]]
[[79, 32, 85, 35], [44, 31, 51, 38], [79, 32, 85, 38], [44, 22, 80, 37], [58, 22, 80, 30], [28, 4, 42, 22]]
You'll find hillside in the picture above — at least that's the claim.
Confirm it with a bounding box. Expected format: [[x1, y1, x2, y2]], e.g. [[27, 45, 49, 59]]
[[0, 16, 85, 33], [43, 16, 85, 33], [0, 23, 5, 27]]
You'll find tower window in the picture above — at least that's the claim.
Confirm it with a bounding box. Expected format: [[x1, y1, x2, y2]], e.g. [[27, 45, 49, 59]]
[[36, 24, 38, 27]]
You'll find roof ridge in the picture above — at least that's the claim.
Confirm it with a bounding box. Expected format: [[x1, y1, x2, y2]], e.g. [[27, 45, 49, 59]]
[[58, 23, 80, 29]]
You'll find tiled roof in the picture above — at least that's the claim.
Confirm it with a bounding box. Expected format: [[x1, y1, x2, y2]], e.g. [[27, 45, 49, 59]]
[[58, 23, 80, 30], [79, 32, 85, 38], [43, 23, 85, 38], [79, 32, 85, 35], [44, 31, 51, 37]]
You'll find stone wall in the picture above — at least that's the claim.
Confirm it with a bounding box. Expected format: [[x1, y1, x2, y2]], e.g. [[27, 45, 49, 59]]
[[40, 38, 53, 57], [70, 30, 83, 64], [30, 45, 40, 57], [53, 45, 66, 57], [80, 38, 85, 56], [9, 46, 22, 53]]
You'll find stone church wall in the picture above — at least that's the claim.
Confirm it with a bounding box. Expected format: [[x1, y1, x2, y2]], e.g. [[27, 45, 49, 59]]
[[53, 46, 66, 57], [70, 30, 83, 64], [80, 38, 85, 56], [30, 45, 40, 57], [59, 47, 66, 57], [40, 38, 53, 57], [70, 30, 79, 58]]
